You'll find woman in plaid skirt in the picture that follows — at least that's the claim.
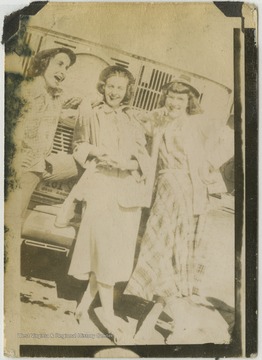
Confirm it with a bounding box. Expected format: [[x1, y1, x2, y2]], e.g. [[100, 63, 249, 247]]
[[125, 75, 222, 328]]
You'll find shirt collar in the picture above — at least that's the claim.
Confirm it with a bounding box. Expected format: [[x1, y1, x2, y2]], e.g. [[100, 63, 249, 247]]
[[98, 102, 130, 115]]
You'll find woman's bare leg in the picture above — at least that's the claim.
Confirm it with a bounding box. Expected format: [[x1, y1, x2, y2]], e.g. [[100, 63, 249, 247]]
[[75, 273, 97, 322], [97, 281, 126, 344], [97, 282, 115, 322]]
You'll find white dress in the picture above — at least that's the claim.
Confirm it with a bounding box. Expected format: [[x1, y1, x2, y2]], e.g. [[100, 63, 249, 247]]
[[68, 103, 150, 285]]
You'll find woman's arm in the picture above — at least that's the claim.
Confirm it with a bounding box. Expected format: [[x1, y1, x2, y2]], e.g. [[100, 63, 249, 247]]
[[72, 99, 107, 167], [198, 121, 234, 189], [130, 125, 152, 180], [206, 125, 234, 169]]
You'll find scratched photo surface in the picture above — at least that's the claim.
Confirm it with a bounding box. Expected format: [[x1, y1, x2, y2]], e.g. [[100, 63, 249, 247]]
[[3, 2, 256, 358]]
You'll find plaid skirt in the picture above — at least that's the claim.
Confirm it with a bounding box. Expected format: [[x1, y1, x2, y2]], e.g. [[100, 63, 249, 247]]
[[125, 169, 207, 300]]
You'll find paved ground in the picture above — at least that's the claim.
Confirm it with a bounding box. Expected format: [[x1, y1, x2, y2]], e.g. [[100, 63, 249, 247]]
[[19, 195, 235, 348]]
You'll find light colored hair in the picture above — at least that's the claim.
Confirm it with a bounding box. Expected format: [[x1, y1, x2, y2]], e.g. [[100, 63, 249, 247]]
[[97, 65, 135, 105], [159, 81, 203, 115]]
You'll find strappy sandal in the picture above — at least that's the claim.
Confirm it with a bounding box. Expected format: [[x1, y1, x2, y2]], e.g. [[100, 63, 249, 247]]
[[101, 317, 126, 345], [105, 323, 125, 345], [93, 308, 126, 345]]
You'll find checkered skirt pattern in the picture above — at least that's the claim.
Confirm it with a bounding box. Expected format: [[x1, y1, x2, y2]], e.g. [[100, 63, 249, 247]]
[[125, 169, 207, 300]]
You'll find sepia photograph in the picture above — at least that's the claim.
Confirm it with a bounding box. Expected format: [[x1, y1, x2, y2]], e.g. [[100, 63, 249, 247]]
[[3, 2, 257, 358]]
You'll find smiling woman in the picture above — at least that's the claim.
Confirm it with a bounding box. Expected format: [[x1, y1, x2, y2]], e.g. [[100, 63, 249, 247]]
[[43, 53, 71, 89], [97, 65, 135, 106], [13, 47, 78, 217], [104, 76, 129, 109], [64, 65, 151, 344], [124, 75, 234, 343]]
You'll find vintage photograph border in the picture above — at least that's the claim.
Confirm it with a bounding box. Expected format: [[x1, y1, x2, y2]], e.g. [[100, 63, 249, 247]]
[[2, 2, 258, 358]]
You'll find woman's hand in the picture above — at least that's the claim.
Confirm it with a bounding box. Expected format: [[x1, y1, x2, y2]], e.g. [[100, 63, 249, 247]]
[[97, 154, 139, 171], [62, 97, 83, 109], [88, 146, 108, 159]]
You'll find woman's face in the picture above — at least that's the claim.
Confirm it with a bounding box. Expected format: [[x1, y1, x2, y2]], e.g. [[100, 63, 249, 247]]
[[104, 75, 128, 109], [44, 53, 71, 89], [165, 91, 188, 119]]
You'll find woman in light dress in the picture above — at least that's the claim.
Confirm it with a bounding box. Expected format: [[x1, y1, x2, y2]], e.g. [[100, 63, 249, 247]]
[[67, 66, 150, 343]]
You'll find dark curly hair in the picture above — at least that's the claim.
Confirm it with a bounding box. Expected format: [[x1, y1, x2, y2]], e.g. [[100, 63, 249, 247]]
[[27, 47, 76, 78], [97, 65, 135, 106], [159, 81, 203, 115]]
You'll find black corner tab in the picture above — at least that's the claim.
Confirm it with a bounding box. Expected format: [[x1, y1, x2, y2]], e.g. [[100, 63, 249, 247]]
[[214, 2, 243, 17], [2, 1, 48, 45]]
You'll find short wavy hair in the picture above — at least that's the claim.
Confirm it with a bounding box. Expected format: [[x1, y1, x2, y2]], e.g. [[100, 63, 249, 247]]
[[97, 65, 135, 106], [27, 47, 76, 78], [159, 81, 203, 115]]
